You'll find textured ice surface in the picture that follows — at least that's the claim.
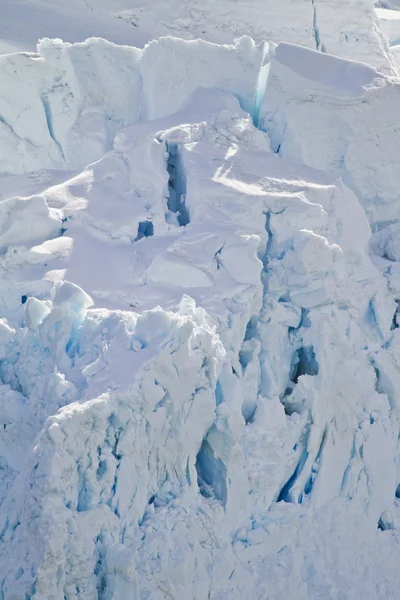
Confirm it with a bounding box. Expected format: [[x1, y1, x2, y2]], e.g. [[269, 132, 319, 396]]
[[0, 4, 400, 600], [0, 35, 267, 174], [259, 42, 400, 228]]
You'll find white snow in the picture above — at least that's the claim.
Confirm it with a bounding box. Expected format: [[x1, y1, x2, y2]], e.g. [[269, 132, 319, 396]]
[[0, 2, 400, 599], [0, 0, 397, 74], [259, 42, 400, 228]]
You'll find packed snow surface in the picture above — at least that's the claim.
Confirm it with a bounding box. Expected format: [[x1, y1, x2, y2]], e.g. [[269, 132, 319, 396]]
[[0, 0, 397, 73], [0, 1, 400, 599]]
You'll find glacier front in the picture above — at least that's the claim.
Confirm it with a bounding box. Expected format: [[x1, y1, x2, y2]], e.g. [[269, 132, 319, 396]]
[[0, 3, 400, 600]]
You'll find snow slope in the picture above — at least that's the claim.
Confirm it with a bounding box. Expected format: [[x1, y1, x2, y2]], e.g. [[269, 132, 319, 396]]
[[0, 4, 400, 600]]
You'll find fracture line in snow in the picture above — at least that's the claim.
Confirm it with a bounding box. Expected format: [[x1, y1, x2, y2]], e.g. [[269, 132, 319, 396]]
[[312, 0, 327, 52], [41, 94, 66, 162]]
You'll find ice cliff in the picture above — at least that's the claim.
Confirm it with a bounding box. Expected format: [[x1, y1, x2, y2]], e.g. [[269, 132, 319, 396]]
[[0, 10, 400, 600]]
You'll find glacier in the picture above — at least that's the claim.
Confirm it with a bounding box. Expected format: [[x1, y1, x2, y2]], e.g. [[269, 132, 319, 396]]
[[0, 2, 400, 599]]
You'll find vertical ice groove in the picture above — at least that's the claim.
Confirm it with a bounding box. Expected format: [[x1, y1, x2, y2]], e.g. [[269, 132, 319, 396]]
[[135, 220, 154, 241], [312, 0, 326, 52], [195, 436, 227, 506], [254, 56, 270, 128], [40, 94, 66, 161], [166, 142, 190, 226]]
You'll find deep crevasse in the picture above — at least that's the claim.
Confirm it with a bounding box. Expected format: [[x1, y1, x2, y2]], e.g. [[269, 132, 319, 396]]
[[0, 30, 400, 600]]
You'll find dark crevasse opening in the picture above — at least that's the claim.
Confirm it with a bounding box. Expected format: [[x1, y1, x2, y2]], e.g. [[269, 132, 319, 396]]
[[378, 511, 394, 531], [135, 220, 154, 241], [312, 0, 327, 52], [166, 142, 190, 226], [277, 425, 327, 504], [396, 484, 400, 499], [242, 402, 257, 425], [290, 345, 319, 384], [195, 437, 227, 506], [303, 425, 327, 497], [282, 345, 319, 415], [390, 300, 400, 330], [243, 315, 259, 342], [239, 339, 259, 424], [94, 537, 109, 600], [277, 447, 309, 503]]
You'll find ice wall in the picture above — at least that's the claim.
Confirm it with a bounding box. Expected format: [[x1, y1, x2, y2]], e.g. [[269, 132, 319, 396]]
[[1, 35, 400, 232], [0, 81, 400, 598], [0, 32, 400, 599], [0, 36, 267, 175]]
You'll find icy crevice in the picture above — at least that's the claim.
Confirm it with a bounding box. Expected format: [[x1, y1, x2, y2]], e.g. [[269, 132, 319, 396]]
[[166, 143, 190, 226], [234, 211, 270, 418], [277, 443, 309, 503], [94, 537, 108, 600], [390, 300, 400, 330], [195, 431, 227, 506], [280, 344, 319, 416], [77, 461, 92, 512], [254, 59, 270, 128], [277, 423, 327, 504], [290, 346, 319, 384], [378, 511, 394, 531], [262, 210, 273, 268], [135, 220, 154, 241], [312, 0, 327, 52], [40, 94, 66, 162]]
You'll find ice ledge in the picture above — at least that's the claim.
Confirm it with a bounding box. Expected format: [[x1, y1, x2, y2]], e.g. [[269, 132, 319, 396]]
[[273, 41, 388, 94]]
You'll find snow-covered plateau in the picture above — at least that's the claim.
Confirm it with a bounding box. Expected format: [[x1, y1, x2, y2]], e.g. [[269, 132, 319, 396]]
[[0, 1, 400, 598]]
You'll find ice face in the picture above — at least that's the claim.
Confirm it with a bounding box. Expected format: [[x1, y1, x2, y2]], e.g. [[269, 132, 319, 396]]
[[0, 12, 399, 600]]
